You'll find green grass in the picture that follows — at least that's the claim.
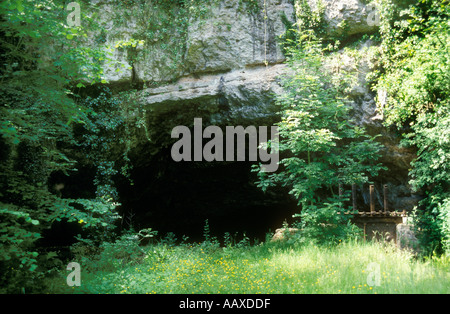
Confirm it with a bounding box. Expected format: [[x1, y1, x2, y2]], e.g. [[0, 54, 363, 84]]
[[47, 240, 450, 294]]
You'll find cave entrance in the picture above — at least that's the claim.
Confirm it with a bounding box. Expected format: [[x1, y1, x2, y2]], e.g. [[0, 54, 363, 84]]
[[116, 148, 297, 243]]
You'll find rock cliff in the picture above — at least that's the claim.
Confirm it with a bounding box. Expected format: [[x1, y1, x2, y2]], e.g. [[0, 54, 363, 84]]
[[83, 0, 419, 237]]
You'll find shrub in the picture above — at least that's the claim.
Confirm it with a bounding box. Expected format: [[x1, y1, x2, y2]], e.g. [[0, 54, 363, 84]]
[[72, 233, 146, 272], [293, 200, 363, 246], [0, 207, 41, 293], [376, 0, 450, 254]]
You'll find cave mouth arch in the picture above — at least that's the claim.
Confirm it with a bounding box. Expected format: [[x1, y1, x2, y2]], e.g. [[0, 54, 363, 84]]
[[116, 147, 297, 243]]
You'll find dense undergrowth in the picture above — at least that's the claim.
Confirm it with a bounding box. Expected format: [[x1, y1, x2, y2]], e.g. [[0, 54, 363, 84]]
[[44, 232, 450, 294]]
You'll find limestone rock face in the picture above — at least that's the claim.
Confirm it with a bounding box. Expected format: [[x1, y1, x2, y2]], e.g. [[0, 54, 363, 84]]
[[323, 38, 381, 126], [93, 0, 382, 128], [396, 223, 420, 253], [303, 0, 380, 37], [143, 64, 286, 126], [86, 0, 421, 223], [186, 0, 295, 74]]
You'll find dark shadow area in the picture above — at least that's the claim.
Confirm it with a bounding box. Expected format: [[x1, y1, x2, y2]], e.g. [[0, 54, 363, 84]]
[[116, 147, 298, 243]]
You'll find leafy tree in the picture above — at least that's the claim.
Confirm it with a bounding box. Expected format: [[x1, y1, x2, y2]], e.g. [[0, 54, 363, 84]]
[[375, 0, 450, 254], [0, 0, 118, 292], [254, 31, 384, 244]]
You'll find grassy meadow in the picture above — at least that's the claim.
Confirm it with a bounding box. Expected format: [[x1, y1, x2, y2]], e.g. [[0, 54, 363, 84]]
[[46, 238, 450, 294]]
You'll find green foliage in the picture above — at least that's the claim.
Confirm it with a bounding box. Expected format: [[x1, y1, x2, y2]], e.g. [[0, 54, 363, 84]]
[[375, 0, 450, 254], [294, 199, 363, 245], [0, 206, 40, 271], [0, 0, 126, 291], [0, 200, 69, 293], [254, 31, 384, 244], [78, 87, 150, 187], [438, 199, 450, 255], [411, 191, 450, 256], [71, 233, 146, 272], [138, 228, 159, 243], [78, 88, 124, 200], [114, 38, 145, 71], [405, 111, 450, 192], [376, 2, 450, 126], [97, 234, 146, 269], [294, 0, 327, 36], [200, 219, 220, 251], [51, 199, 119, 236], [238, 0, 260, 14]]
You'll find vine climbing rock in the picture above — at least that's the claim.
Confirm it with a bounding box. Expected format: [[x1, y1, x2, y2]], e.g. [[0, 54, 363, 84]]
[[302, 0, 380, 37], [303, 0, 418, 38]]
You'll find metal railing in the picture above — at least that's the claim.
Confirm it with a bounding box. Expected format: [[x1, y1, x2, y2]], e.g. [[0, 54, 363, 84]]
[[340, 184, 407, 217]]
